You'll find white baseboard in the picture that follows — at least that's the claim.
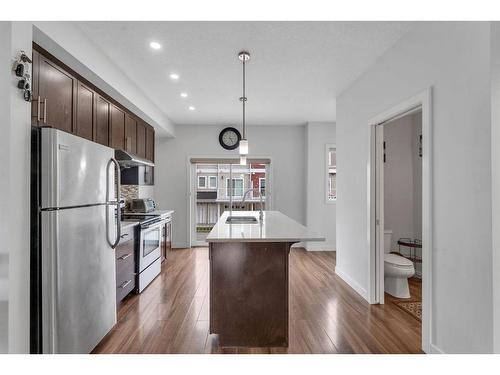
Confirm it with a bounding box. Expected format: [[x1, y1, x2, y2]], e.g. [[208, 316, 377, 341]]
[[335, 266, 368, 301], [305, 241, 336, 251], [173, 242, 190, 249], [429, 343, 444, 354]]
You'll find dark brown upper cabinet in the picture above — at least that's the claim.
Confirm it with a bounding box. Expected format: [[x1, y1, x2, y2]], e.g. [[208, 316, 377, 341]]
[[146, 126, 155, 162], [136, 121, 147, 158], [75, 82, 96, 141], [110, 105, 125, 150], [32, 44, 156, 155], [35, 53, 77, 133], [95, 95, 111, 146], [124, 114, 137, 154]]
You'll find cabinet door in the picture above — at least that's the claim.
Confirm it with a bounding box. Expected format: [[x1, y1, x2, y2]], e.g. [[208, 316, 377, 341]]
[[31, 49, 40, 126], [146, 126, 155, 162], [136, 121, 147, 158], [75, 82, 96, 141], [110, 105, 125, 150], [124, 114, 137, 154], [38, 54, 77, 133], [95, 95, 110, 146]]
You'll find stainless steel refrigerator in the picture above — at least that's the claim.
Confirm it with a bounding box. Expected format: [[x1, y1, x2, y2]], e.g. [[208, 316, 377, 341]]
[[31, 127, 121, 353]]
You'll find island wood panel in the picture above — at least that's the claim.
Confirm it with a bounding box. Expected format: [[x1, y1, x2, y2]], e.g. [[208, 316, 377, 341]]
[[209, 242, 291, 347], [92, 248, 423, 354]]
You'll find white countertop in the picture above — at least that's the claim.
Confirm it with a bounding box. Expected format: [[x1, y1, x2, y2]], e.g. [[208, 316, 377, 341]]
[[206, 211, 325, 243]]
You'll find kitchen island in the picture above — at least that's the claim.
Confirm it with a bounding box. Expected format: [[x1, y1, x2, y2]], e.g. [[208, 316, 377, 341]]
[[206, 211, 324, 347]]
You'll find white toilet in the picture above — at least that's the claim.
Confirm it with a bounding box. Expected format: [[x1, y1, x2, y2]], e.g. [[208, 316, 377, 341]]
[[384, 230, 415, 298]]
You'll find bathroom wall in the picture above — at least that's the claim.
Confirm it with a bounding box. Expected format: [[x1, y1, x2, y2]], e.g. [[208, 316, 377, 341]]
[[384, 112, 422, 275], [337, 22, 492, 353]]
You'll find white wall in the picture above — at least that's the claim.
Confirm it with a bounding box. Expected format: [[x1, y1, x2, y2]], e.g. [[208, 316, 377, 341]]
[[305, 122, 336, 250], [384, 115, 415, 250], [0, 21, 32, 354], [384, 113, 422, 275], [32, 22, 175, 137], [490, 22, 500, 354], [337, 22, 492, 353], [154, 125, 306, 248]]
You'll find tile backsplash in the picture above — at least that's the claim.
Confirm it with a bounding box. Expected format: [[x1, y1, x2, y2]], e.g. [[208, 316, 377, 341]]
[[120, 185, 155, 210]]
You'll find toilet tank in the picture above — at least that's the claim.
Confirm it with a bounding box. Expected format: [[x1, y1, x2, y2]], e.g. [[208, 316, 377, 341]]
[[384, 230, 393, 253]]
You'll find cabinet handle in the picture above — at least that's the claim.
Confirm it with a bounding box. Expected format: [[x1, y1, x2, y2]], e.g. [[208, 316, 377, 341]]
[[37, 96, 41, 122], [118, 253, 131, 260], [43, 98, 47, 123], [119, 280, 132, 289]]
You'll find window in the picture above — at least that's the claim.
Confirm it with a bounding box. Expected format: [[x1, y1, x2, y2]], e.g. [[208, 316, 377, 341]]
[[327, 146, 336, 202], [208, 176, 217, 189], [259, 178, 266, 197], [226, 178, 244, 197], [198, 176, 207, 189]]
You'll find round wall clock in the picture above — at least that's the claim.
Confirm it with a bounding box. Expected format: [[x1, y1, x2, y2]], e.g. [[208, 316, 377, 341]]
[[219, 127, 241, 150]]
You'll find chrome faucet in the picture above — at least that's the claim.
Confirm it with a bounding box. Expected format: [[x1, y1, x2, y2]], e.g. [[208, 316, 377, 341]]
[[241, 188, 264, 221]]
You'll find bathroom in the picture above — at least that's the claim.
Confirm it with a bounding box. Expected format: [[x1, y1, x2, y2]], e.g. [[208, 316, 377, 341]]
[[383, 109, 423, 321]]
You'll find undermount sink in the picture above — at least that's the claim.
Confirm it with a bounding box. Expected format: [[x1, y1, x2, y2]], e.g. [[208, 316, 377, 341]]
[[226, 216, 259, 224]]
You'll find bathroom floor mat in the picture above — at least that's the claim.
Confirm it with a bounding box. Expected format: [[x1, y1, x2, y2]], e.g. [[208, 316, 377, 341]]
[[393, 300, 422, 322]]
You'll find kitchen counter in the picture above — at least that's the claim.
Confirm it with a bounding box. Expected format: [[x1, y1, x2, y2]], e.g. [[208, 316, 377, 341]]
[[206, 210, 324, 243], [207, 210, 324, 347]]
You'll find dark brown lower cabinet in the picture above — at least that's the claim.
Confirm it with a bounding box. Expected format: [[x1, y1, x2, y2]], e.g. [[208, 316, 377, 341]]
[[161, 218, 172, 263], [115, 226, 136, 304]]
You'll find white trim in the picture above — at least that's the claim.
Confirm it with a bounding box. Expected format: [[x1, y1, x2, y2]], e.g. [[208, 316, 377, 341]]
[[335, 266, 368, 301], [429, 343, 444, 354], [367, 87, 433, 354], [197, 175, 207, 189], [325, 143, 337, 204]]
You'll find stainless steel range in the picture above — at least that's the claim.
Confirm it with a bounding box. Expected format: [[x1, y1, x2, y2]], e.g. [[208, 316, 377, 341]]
[[121, 203, 173, 293]]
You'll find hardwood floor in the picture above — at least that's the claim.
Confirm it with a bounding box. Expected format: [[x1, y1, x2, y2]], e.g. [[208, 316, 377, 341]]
[[92, 247, 423, 354]]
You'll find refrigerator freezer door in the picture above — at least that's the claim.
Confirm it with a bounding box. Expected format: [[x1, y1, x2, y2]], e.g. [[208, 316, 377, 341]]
[[41, 205, 117, 353], [41, 128, 115, 209]]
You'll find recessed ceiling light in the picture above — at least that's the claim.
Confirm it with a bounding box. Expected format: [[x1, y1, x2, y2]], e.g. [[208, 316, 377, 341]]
[[188, 106, 195, 111], [169, 73, 180, 80], [149, 41, 161, 50], [180, 92, 188, 98]]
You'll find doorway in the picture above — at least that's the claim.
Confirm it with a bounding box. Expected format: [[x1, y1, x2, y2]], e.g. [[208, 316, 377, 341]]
[[368, 89, 432, 353], [189, 158, 272, 246]]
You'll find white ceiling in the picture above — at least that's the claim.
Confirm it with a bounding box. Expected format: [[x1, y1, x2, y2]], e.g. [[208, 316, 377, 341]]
[[76, 22, 413, 127]]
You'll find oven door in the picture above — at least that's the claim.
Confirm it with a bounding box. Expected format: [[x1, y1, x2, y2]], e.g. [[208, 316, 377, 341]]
[[139, 221, 162, 272]]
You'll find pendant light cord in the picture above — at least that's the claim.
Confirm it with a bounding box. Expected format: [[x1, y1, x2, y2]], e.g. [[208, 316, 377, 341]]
[[242, 59, 246, 139]]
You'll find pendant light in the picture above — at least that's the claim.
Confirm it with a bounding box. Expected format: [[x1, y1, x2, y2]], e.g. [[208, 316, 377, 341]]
[[238, 51, 250, 162]]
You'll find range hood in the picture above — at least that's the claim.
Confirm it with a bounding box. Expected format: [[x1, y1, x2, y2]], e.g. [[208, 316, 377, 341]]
[[114, 149, 154, 168]]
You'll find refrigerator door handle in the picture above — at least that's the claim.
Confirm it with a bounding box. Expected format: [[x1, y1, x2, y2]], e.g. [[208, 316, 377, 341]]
[[106, 158, 121, 248]]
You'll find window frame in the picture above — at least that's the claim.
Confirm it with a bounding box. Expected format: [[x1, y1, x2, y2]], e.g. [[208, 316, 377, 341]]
[[208, 175, 218, 189], [259, 177, 266, 197], [325, 144, 337, 204], [197, 175, 207, 189], [225, 177, 244, 198]]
